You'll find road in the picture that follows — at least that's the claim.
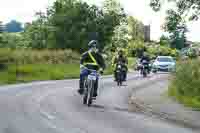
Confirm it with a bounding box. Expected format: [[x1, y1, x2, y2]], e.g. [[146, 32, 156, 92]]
[[0, 73, 197, 133]]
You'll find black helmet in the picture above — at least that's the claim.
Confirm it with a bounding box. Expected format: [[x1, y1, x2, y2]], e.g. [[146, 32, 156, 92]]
[[88, 40, 98, 48]]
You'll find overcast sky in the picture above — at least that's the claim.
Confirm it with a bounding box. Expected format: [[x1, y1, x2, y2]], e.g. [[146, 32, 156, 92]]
[[0, 0, 200, 41]]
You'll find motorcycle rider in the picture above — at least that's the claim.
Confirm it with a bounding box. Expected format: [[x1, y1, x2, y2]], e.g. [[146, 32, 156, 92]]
[[140, 52, 151, 74], [113, 49, 128, 81], [78, 40, 105, 97]]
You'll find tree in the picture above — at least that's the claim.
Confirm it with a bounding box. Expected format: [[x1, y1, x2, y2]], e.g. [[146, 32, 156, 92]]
[[163, 9, 188, 49], [111, 23, 129, 49], [160, 35, 170, 46], [127, 16, 144, 41], [22, 13, 50, 49], [0, 33, 23, 49], [17, 0, 125, 51], [103, 0, 128, 51], [150, 0, 200, 21], [6, 20, 23, 32], [47, 0, 125, 52]]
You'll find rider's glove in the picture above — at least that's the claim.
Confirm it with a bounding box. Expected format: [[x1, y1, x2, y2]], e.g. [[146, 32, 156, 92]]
[[80, 64, 84, 69], [99, 68, 104, 74], [80, 64, 85, 71]]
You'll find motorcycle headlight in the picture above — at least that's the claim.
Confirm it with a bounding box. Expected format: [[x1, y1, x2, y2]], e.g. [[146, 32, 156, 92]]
[[118, 65, 122, 69]]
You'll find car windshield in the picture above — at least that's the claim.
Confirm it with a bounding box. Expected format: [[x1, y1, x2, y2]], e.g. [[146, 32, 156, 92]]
[[157, 57, 174, 62]]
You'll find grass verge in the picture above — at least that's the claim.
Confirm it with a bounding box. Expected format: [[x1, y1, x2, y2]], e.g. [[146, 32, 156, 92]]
[[0, 63, 114, 85], [0, 64, 80, 85], [0, 57, 135, 85], [168, 87, 200, 111], [168, 59, 200, 110]]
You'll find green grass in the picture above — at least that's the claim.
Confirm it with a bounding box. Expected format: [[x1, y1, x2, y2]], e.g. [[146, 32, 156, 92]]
[[0, 57, 136, 85], [168, 59, 200, 110], [0, 63, 115, 85], [168, 87, 200, 110], [0, 64, 80, 84]]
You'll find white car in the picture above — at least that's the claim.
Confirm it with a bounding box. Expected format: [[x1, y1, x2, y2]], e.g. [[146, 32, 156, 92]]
[[152, 56, 176, 72]]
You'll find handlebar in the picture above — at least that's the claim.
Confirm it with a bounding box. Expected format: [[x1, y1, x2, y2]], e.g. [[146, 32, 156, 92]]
[[81, 66, 102, 75]]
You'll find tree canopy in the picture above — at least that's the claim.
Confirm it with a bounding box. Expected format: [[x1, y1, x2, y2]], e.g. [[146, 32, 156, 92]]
[[19, 0, 126, 52], [150, 0, 190, 49], [150, 0, 200, 21]]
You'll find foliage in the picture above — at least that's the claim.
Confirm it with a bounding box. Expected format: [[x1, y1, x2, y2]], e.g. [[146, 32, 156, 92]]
[[102, 0, 128, 51], [147, 45, 179, 59], [150, 1, 191, 50], [164, 10, 183, 33], [9, 0, 125, 51], [127, 16, 144, 41], [169, 59, 200, 109], [150, 0, 200, 21], [46, 0, 125, 51], [5, 20, 23, 32], [0, 33, 24, 49], [22, 18, 50, 49], [150, 0, 161, 12], [11, 49, 80, 64], [128, 40, 146, 57], [111, 23, 129, 49], [0, 49, 80, 66], [105, 15, 145, 55], [187, 47, 198, 59], [160, 35, 170, 46], [0, 48, 12, 68], [164, 9, 188, 49], [0, 61, 115, 85]]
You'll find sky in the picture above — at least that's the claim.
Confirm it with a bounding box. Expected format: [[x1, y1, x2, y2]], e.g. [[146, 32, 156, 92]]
[[0, 0, 200, 41]]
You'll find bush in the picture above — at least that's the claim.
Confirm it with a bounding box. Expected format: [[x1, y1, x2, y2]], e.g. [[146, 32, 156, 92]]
[[187, 48, 198, 59], [10, 49, 80, 64], [147, 45, 179, 59], [169, 59, 200, 109], [128, 40, 146, 57], [0, 48, 13, 69]]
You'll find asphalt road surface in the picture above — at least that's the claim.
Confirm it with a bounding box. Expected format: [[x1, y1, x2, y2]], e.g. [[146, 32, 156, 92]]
[[0, 73, 197, 133]]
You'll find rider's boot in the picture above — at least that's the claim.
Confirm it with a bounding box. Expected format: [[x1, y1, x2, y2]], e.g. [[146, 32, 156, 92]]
[[124, 71, 127, 81], [93, 81, 98, 97], [78, 80, 84, 95], [114, 71, 117, 81]]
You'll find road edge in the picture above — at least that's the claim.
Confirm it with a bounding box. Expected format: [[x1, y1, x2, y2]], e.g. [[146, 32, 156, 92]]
[[128, 76, 200, 131]]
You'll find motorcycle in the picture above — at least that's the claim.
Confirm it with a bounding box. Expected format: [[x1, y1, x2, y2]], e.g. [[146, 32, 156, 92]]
[[116, 62, 126, 86], [83, 69, 99, 107], [141, 60, 149, 77]]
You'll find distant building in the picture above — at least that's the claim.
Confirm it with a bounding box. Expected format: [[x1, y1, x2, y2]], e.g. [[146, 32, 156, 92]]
[[144, 25, 151, 42]]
